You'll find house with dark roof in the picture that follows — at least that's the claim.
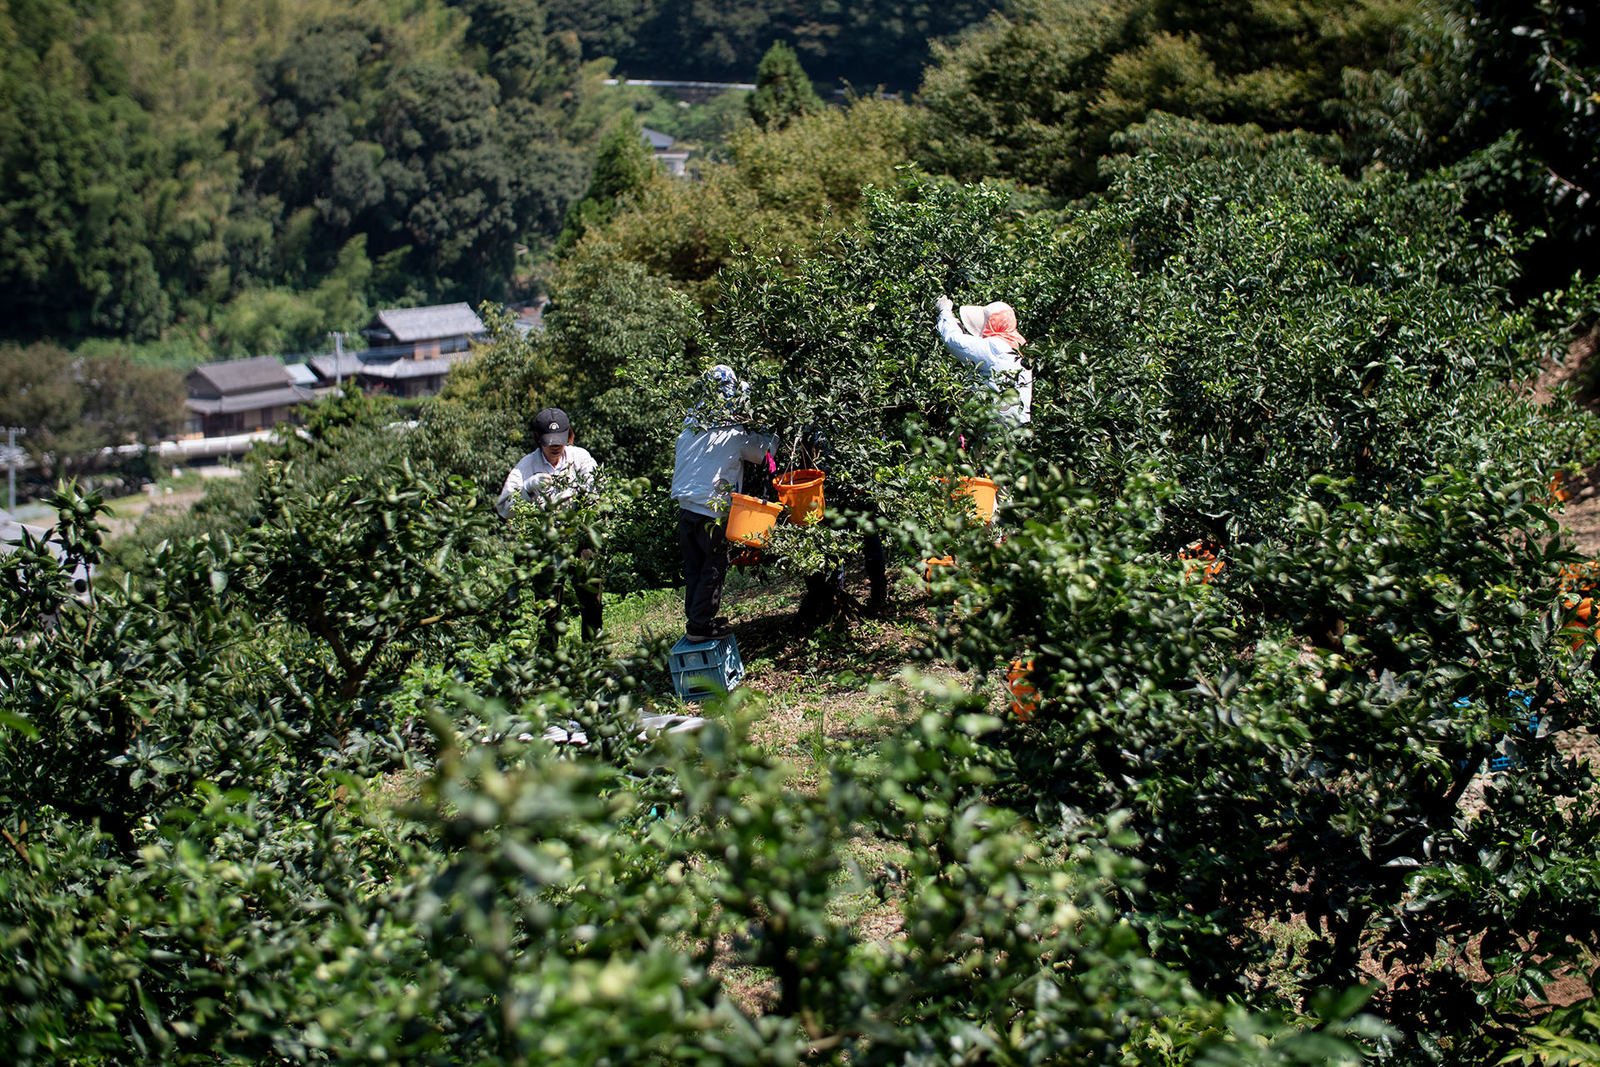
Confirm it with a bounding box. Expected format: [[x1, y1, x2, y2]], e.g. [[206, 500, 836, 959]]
[[641, 127, 691, 177], [305, 352, 364, 395], [351, 302, 487, 398], [363, 303, 485, 359], [184, 357, 315, 437]]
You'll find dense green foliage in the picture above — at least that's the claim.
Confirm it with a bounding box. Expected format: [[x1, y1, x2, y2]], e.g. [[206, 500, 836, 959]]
[[0, 340, 184, 489], [0, 0, 588, 348], [542, 0, 1002, 90], [430, 116, 1598, 1059], [917, 0, 1414, 198], [8, 1, 1600, 1062], [748, 41, 824, 131], [559, 94, 926, 303], [1340, 0, 1599, 289], [4, 438, 1380, 1065]]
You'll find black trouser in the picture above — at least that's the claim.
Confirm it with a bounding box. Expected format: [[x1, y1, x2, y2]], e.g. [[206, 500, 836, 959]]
[[678, 509, 729, 633], [821, 531, 886, 596], [863, 530, 887, 601], [824, 494, 888, 602], [540, 574, 603, 651]]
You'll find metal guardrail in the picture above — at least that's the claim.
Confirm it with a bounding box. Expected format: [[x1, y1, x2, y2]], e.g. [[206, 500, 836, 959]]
[[4, 430, 285, 476]]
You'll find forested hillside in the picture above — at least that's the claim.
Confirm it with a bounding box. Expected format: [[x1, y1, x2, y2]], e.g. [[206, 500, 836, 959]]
[[543, 0, 1003, 89], [0, 0, 594, 349], [6, 0, 1600, 1063]]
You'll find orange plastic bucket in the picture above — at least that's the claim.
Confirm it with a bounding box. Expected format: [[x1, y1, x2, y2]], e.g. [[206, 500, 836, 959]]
[[954, 476, 997, 523], [1178, 539, 1225, 584], [726, 493, 783, 547], [1006, 659, 1038, 721], [1565, 594, 1595, 650], [773, 468, 826, 525]]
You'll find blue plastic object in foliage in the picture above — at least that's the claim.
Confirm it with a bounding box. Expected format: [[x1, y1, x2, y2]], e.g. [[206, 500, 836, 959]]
[[670, 633, 744, 701], [1457, 690, 1540, 772], [1488, 689, 1539, 772]]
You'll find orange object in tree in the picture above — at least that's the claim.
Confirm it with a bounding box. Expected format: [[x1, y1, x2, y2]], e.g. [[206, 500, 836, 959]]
[[1563, 594, 1595, 650], [1007, 659, 1038, 721], [1556, 562, 1600, 650], [954, 476, 997, 523], [726, 493, 784, 547], [773, 469, 826, 525], [1179, 539, 1225, 583]]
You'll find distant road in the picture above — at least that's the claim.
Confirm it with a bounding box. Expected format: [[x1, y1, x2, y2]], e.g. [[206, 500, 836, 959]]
[[1, 429, 278, 476], [603, 78, 756, 91]]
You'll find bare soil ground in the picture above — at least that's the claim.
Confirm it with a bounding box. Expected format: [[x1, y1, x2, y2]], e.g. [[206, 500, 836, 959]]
[[101, 486, 211, 540], [1536, 333, 1600, 553]]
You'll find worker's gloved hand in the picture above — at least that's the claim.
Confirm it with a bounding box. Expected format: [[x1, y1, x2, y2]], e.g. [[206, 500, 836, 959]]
[[935, 295, 953, 315]]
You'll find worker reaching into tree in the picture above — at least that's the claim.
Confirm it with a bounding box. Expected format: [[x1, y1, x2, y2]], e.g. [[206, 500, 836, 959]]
[[671, 365, 777, 643], [934, 295, 1033, 434], [497, 406, 603, 647]]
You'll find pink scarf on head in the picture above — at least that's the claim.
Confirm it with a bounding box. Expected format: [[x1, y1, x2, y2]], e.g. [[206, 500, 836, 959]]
[[982, 305, 1026, 349]]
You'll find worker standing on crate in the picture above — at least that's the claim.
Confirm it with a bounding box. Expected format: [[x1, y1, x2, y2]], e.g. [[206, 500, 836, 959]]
[[934, 295, 1032, 439], [671, 365, 777, 643], [497, 406, 603, 647]]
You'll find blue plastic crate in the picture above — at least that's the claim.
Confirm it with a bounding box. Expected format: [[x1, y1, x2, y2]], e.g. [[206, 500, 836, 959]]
[[669, 634, 744, 701], [1455, 690, 1539, 772]]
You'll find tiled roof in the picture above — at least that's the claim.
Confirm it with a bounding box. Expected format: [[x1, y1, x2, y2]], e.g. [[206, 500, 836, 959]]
[[307, 353, 366, 381], [187, 356, 293, 397], [283, 362, 318, 386], [369, 303, 485, 343], [185, 384, 315, 415], [356, 351, 473, 379], [641, 127, 675, 150]]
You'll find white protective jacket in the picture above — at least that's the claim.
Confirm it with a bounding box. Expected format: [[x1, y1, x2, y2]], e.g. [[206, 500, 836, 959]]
[[671, 425, 778, 518], [936, 306, 1033, 426], [496, 446, 598, 518]]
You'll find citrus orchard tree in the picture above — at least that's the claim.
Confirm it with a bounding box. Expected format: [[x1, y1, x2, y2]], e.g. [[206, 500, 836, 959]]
[[911, 464, 1600, 1061], [2, 467, 1378, 1064]]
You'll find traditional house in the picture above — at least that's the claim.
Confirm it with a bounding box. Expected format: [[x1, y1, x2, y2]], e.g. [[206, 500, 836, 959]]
[[184, 357, 315, 438], [351, 303, 486, 398], [349, 355, 470, 399], [305, 351, 364, 396], [362, 303, 485, 360], [642, 127, 691, 177]]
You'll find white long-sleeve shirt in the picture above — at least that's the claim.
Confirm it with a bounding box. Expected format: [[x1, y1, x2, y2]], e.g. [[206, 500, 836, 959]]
[[670, 425, 777, 518], [496, 446, 598, 518], [936, 307, 1033, 426]]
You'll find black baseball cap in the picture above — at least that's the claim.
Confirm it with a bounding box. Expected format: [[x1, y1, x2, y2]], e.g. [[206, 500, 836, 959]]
[[534, 407, 571, 447]]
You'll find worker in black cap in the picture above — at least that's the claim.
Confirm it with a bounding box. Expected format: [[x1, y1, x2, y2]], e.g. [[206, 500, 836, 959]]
[[497, 407, 603, 645]]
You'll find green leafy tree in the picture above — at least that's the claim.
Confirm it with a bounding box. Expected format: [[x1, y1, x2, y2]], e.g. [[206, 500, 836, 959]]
[[748, 40, 823, 131], [556, 118, 658, 251], [1, 441, 1375, 1064], [0, 342, 183, 484], [577, 95, 921, 300], [917, 0, 1419, 197], [0, 0, 592, 346], [1341, 0, 1599, 287], [544, 0, 1002, 90], [918, 465, 1600, 1062]]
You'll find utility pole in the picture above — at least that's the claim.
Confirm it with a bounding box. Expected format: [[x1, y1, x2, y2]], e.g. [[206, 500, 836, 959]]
[[331, 331, 344, 396], [3, 426, 24, 512]]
